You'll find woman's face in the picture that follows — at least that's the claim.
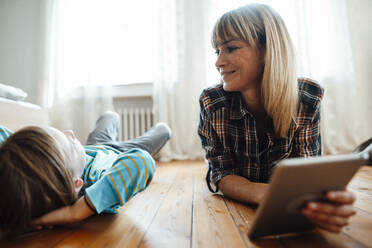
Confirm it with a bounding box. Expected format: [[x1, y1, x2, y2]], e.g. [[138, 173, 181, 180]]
[[215, 39, 264, 92]]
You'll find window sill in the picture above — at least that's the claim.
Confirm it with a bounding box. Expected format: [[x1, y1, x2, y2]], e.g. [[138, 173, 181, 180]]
[[112, 82, 153, 98]]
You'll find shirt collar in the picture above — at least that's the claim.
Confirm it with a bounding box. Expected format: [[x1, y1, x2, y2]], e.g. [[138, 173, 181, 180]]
[[229, 93, 252, 120]]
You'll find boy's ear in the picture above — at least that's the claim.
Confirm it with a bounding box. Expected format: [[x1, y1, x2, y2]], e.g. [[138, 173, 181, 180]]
[[74, 178, 84, 193]]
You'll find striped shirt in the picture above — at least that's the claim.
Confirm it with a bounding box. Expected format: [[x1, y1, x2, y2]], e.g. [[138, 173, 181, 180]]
[[0, 126, 155, 214], [198, 78, 324, 192], [83, 146, 155, 214]]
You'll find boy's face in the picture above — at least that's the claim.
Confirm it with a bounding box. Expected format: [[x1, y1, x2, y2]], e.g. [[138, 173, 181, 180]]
[[42, 126, 86, 181]]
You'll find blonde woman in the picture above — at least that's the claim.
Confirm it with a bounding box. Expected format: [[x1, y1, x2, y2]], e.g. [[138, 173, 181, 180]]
[[198, 3, 355, 233]]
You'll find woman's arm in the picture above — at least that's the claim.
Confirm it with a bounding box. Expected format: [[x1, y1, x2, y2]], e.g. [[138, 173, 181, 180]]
[[32, 195, 96, 227], [198, 93, 242, 193], [218, 175, 268, 204]]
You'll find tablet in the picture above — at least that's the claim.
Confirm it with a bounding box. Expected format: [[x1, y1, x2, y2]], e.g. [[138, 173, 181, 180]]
[[247, 152, 369, 239]]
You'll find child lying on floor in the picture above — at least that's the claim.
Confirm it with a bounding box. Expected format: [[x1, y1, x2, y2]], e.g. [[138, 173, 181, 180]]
[[0, 111, 171, 240]]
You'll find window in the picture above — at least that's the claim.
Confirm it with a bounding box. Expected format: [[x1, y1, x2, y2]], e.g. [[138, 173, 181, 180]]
[[52, 0, 158, 89]]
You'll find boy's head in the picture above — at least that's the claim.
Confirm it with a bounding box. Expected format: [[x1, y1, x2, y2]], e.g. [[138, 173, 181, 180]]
[[42, 126, 86, 186], [0, 126, 86, 239]]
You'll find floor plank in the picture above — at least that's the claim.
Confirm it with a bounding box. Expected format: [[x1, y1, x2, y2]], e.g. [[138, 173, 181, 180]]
[[81, 163, 180, 248], [348, 176, 372, 214], [138, 162, 195, 248], [353, 166, 372, 181], [0, 228, 77, 248], [343, 209, 372, 247], [279, 229, 366, 248], [192, 164, 247, 248], [223, 198, 283, 247], [348, 188, 372, 214], [348, 177, 372, 192]]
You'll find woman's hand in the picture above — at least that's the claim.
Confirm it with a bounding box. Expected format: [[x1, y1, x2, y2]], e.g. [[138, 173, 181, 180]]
[[301, 190, 356, 233], [32, 196, 95, 229]]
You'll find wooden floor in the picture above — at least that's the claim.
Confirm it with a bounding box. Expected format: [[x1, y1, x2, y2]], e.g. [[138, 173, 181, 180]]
[[1, 160, 372, 248]]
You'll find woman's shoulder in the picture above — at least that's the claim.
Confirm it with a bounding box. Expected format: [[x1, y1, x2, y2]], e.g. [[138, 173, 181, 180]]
[[297, 78, 324, 109], [199, 84, 235, 112]]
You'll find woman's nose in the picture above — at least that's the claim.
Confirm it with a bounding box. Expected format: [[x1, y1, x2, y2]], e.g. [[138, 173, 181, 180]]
[[215, 53, 226, 71]]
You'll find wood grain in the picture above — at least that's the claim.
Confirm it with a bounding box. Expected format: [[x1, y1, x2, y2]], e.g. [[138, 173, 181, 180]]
[[1, 161, 372, 248], [223, 197, 283, 247], [191, 164, 247, 248], [348, 176, 372, 214], [138, 162, 194, 248], [343, 209, 372, 247], [279, 229, 366, 248]]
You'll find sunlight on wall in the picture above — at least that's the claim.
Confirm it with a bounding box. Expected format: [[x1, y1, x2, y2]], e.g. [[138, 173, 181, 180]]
[[52, 0, 158, 98], [51, 0, 353, 98]]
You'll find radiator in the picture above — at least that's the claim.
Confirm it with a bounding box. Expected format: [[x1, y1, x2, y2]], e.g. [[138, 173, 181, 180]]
[[117, 107, 154, 141]]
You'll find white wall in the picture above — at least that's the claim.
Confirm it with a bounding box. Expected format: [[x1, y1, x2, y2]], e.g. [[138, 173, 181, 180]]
[[0, 0, 45, 105], [347, 0, 372, 90], [346, 0, 372, 138]]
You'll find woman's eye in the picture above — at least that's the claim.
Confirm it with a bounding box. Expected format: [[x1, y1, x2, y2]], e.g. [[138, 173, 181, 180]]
[[227, 46, 238, 53], [215, 49, 220, 56]]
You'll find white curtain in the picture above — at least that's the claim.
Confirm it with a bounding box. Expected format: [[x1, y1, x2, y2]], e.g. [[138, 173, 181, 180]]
[[282, 0, 372, 154], [153, 0, 372, 161], [46, 0, 168, 143], [46, 0, 123, 143], [153, 0, 208, 161]]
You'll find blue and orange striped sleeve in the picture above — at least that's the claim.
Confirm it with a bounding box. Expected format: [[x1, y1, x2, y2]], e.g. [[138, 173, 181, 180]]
[[85, 148, 156, 214], [0, 126, 13, 145]]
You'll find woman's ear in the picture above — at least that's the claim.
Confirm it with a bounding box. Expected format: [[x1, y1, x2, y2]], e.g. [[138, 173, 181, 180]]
[[73, 178, 84, 193]]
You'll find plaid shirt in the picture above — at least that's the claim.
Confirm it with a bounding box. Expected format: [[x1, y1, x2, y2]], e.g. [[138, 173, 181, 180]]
[[198, 78, 324, 192]]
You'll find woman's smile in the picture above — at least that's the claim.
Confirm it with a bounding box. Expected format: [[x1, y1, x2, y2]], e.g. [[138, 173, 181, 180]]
[[221, 70, 236, 81]]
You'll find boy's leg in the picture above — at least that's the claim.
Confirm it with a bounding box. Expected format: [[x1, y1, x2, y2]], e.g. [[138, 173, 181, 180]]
[[109, 122, 171, 156], [86, 111, 120, 145]]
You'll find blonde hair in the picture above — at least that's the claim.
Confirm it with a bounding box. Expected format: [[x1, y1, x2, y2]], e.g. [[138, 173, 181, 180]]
[[0, 127, 77, 240], [212, 3, 298, 137]]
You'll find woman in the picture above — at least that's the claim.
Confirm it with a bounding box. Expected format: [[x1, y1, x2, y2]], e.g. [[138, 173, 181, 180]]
[[198, 3, 355, 233]]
